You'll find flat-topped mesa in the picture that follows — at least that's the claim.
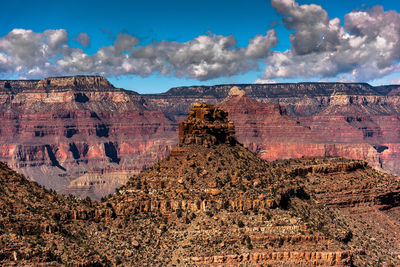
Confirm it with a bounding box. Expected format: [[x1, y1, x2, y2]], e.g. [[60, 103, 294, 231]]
[[178, 103, 237, 147], [36, 75, 115, 91], [0, 80, 40, 93]]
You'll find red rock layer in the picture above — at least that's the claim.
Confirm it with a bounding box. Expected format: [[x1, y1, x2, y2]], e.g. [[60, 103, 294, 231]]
[[217, 87, 400, 175], [0, 76, 177, 199], [3, 77, 400, 199]]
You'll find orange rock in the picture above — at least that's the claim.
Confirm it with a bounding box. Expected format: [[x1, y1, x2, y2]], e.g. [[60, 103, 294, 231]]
[[210, 189, 221, 196]]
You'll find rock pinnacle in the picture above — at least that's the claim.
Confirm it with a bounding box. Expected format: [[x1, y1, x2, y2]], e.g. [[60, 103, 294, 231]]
[[178, 103, 237, 147]]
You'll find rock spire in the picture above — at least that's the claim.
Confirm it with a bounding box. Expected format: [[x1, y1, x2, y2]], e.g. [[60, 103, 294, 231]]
[[178, 103, 237, 147]]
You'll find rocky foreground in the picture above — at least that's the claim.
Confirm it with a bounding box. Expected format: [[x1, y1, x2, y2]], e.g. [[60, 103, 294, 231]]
[[1, 76, 400, 199], [1, 104, 399, 266]]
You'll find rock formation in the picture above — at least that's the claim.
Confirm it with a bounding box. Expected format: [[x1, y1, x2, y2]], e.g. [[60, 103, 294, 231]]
[[107, 104, 400, 266], [2, 76, 400, 200], [143, 83, 400, 176], [0, 76, 177, 199], [178, 103, 236, 146], [0, 105, 400, 265]]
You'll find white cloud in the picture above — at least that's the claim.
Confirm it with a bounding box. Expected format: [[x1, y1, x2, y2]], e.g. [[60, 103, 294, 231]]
[[245, 30, 278, 59], [254, 78, 276, 84], [260, 1, 400, 82], [0, 29, 277, 80], [44, 29, 68, 50], [159, 33, 255, 80]]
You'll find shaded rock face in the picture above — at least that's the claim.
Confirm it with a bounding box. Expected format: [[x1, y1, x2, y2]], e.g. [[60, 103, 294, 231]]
[[178, 104, 236, 147]]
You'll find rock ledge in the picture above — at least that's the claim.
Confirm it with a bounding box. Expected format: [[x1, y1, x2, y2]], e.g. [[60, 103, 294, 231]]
[[178, 103, 237, 147]]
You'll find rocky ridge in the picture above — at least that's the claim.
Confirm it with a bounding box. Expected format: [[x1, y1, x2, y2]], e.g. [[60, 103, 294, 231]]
[[2, 76, 400, 200], [0, 104, 400, 265], [109, 104, 400, 266]]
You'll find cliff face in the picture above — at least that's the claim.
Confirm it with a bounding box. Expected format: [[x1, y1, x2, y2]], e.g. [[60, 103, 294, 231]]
[[107, 105, 400, 266], [2, 76, 400, 199], [143, 83, 400, 176], [1, 104, 400, 266], [0, 76, 177, 199]]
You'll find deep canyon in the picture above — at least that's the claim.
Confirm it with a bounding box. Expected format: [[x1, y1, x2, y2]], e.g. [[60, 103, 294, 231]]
[[1, 75, 400, 199]]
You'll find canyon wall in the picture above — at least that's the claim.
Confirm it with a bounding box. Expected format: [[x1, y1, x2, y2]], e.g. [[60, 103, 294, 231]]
[[1, 76, 400, 199], [0, 76, 177, 199], [144, 83, 400, 176]]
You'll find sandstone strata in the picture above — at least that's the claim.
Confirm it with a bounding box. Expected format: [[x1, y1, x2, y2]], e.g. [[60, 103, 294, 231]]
[[0, 76, 176, 199], [1, 105, 400, 265], [143, 83, 400, 176], [2, 76, 400, 200]]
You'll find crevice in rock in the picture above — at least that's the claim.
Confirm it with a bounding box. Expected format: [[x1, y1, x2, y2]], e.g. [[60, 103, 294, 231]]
[[45, 145, 66, 171], [65, 128, 78, 138], [69, 143, 80, 160], [104, 142, 120, 164], [74, 93, 89, 103], [373, 145, 389, 153], [96, 124, 109, 137], [90, 112, 100, 120]]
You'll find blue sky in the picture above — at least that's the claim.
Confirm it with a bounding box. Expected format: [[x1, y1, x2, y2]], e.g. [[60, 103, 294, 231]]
[[0, 0, 399, 93]]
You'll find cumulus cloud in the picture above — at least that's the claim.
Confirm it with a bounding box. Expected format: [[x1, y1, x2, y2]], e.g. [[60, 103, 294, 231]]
[[159, 34, 255, 80], [0, 29, 48, 69], [44, 29, 68, 50], [0, 29, 277, 80], [2, 1, 399, 84], [271, 0, 343, 55], [245, 30, 278, 59], [261, 1, 400, 82]]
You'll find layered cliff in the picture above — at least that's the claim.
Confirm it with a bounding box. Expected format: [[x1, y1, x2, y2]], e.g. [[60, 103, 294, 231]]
[[0, 76, 177, 199], [1, 104, 400, 266], [2, 76, 400, 200], [144, 83, 400, 176]]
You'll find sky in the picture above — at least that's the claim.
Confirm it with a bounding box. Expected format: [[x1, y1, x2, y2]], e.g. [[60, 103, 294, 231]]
[[0, 0, 399, 93]]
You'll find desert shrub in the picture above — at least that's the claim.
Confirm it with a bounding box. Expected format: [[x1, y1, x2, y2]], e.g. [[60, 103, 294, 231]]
[[176, 209, 183, 218]]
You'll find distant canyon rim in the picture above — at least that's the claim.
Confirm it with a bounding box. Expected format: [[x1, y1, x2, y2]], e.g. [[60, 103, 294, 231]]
[[1, 75, 400, 199]]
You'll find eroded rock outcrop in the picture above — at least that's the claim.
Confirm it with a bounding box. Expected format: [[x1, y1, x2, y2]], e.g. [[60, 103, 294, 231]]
[[107, 104, 400, 266], [3, 76, 400, 201], [178, 103, 236, 146], [1, 103, 400, 266]]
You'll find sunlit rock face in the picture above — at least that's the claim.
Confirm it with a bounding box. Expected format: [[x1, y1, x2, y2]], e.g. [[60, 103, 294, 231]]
[[178, 103, 237, 147], [2, 76, 400, 199], [143, 83, 400, 177], [0, 76, 177, 200]]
